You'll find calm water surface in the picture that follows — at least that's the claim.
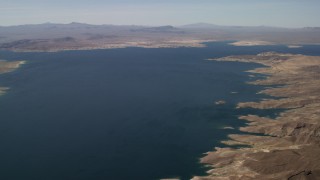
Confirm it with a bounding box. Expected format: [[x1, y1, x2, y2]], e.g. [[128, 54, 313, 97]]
[[0, 42, 320, 180]]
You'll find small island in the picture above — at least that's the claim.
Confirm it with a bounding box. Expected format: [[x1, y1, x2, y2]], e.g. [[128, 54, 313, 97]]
[[288, 45, 302, 48], [215, 100, 226, 105], [229, 40, 274, 46]]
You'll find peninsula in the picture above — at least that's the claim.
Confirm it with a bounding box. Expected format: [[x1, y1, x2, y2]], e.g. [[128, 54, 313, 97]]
[[193, 52, 320, 179], [0, 60, 25, 95]]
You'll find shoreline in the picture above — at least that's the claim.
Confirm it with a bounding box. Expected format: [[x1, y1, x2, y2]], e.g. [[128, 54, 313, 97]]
[[1, 40, 318, 53], [193, 52, 320, 179], [1, 47, 320, 179], [229, 40, 275, 46], [0, 39, 213, 53], [0, 60, 25, 95]]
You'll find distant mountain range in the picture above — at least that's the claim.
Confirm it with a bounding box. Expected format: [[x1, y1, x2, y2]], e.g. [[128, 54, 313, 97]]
[[0, 22, 319, 52], [179, 23, 221, 28], [2, 22, 319, 29]]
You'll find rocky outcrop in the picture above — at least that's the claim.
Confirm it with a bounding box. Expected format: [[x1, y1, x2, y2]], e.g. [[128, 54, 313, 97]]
[[194, 53, 320, 179]]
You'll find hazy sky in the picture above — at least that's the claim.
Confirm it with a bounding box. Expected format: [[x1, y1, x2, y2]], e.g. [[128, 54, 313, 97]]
[[1, 0, 320, 27]]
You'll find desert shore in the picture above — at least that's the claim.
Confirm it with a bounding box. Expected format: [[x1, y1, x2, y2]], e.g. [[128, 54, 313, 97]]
[[193, 52, 320, 179], [0, 60, 25, 95], [229, 40, 274, 46], [0, 39, 213, 52]]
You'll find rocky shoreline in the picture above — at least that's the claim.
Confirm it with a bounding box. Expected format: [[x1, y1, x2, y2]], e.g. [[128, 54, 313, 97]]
[[193, 52, 320, 179]]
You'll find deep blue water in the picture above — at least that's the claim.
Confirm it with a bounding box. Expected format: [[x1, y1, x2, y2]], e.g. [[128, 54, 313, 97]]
[[0, 42, 319, 180]]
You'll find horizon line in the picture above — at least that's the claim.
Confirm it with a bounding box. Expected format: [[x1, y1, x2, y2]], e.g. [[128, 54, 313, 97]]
[[0, 22, 319, 29]]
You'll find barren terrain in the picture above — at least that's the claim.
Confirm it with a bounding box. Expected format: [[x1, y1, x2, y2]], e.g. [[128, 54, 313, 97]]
[[1, 23, 320, 52], [193, 53, 320, 179]]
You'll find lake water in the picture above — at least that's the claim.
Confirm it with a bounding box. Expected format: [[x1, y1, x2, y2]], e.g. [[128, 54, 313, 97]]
[[0, 42, 320, 180]]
